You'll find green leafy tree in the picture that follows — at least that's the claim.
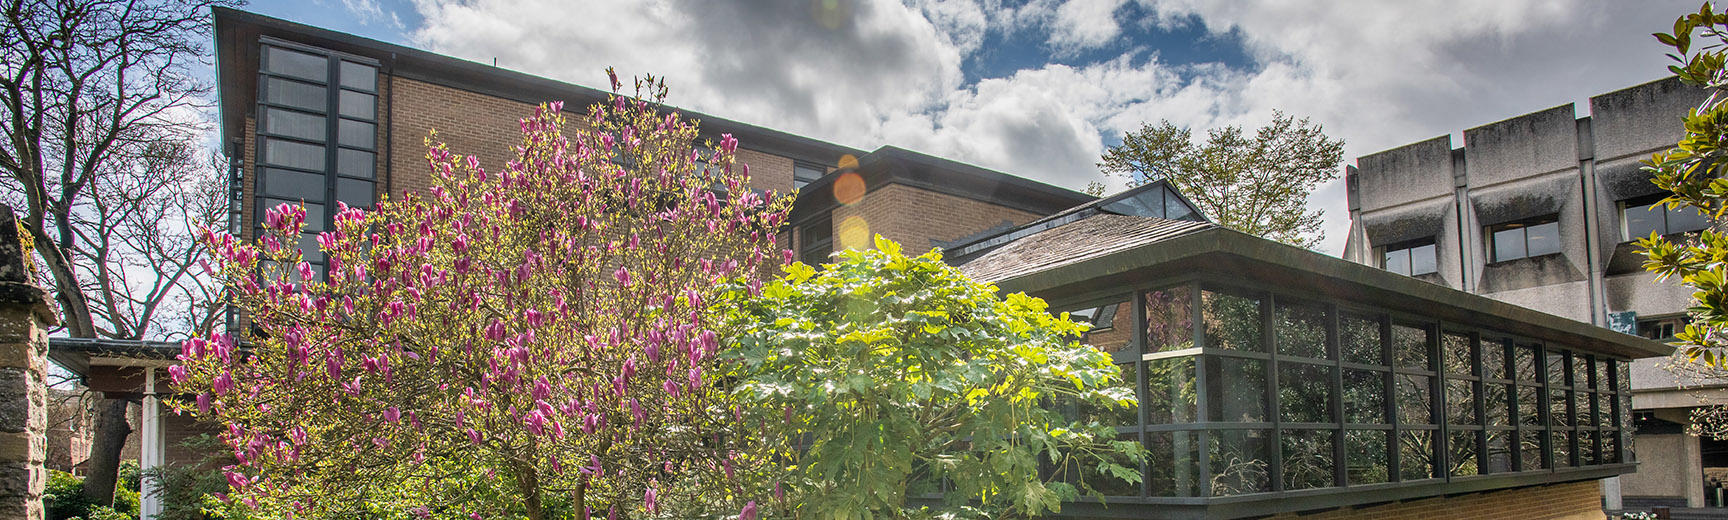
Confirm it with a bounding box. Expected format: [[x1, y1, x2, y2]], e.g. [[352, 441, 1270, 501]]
[[1641, 3, 1728, 367], [718, 236, 1144, 519], [1098, 112, 1344, 249]]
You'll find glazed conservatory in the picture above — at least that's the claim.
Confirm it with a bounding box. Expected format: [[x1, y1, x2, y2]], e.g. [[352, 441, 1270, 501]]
[[949, 182, 1666, 519]]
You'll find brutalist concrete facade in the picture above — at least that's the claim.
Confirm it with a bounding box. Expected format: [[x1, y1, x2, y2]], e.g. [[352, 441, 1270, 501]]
[[1343, 76, 1715, 509]]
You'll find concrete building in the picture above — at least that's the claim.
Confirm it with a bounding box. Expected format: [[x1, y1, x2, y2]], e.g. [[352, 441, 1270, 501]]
[[1342, 76, 1720, 510], [43, 8, 1674, 520]]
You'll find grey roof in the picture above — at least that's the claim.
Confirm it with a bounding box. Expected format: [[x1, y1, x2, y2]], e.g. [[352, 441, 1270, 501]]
[[48, 337, 182, 375], [955, 214, 1213, 284]]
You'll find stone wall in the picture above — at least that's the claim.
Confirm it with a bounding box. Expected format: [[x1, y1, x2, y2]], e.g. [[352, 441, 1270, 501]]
[[0, 205, 56, 520]]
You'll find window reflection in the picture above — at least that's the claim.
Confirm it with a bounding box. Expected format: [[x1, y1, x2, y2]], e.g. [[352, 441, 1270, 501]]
[[1282, 429, 1335, 490], [1396, 374, 1434, 425], [1520, 429, 1546, 470], [1341, 313, 1384, 365], [1448, 431, 1478, 477], [1393, 323, 1432, 370], [1398, 430, 1435, 481], [1144, 286, 1194, 352], [1145, 358, 1195, 424], [1485, 430, 1513, 473], [1279, 362, 1335, 424], [1211, 430, 1272, 496], [1345, 430, 1389, 485], [1072, 298, 1132, 355], [1207, 357, 1266, 422], [1276, 300, 1329, 359], [1148, 431, 1201, 497], [1442, 332, 1472, 375], [1203, 289, 1264, 351], [1446, 380, 1477, 426], [1343, 369, 1386, 424]]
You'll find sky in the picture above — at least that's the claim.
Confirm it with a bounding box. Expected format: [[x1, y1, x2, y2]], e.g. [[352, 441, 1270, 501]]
[[246, 0, 1695, 255]]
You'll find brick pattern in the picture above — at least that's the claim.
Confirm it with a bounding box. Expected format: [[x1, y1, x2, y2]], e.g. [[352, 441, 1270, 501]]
[[1264, 480, 1605, 520], [830, 183, 1042, 254], [736, 148, 793, 193], [385, 76, 538, 198], [0, 207, 51, 520]]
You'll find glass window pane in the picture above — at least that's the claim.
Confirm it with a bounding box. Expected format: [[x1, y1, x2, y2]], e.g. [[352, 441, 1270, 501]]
[[1281, 429, 1335, 491], [258, 198, 325, 232], [1547, 350, 1568, 387], [1586, 393, 1605, 428], [1668, 204, 1710, 234], [1603, 432, 1621, 464], [1549, 389, 1572, 427], [1145, 357, 1196, 424], [258, 167, 325, 202], [1595, 361, 1609, 393], [1101, 187, 1164, 218], [1448, 430, 1478, 477], [1482, 338, 1508, 380], [339, 61, 376, 91], [1393, 322, 1431, 370], [1442, 332, 1473, 376], [1492, 226, 1526, 261], [264, 46, 327, 82], [1619, 394, 1633, 431], [1520, 429, 1546, 470], [261, 138, 326, 171], [1410, 243, 1438, 275], [1147, 431, 1201, 497], [1623, 423, 1636, 463], [1618, 360, 1631, 393], [1574, 356, 1593, 391], [1279, 362, 1335, 424], [1398, 430, 1435, 481], [337, 178, 374, 209], [1275, 300, 1328, 359], [262, 77, 326, 112], [1485, 383, 1511, 427], [1211, 430, 1272, 496], [1446, 380, 1478, 426], [1552, 430, 1574, 468], [1625, 201, 1665, 239], [1383, 247, 1410, 275], [1073, 299, 1131, 355], [1340, 313, 1384, 365], [1486, 430, 1512, 473], [1516, 344, 1541, 382], [1343, 369, 1386, 424], [337, 148, 375, 178], [1396, 374, 1434, 425], [298, 232, 324, 265], [1207, 357, 1266, 422], [339, 90, 376, 120], [1526, 221, 1561, 257], [261, 107, 326, 141], [1518, 386, 1542, 426], [1345, 430, 1389, 485], [1202, 289, 1264, 352], [338, 119, 376, 149], [1164, 187, 1195, 221], [1144, 286, 1194, 352]]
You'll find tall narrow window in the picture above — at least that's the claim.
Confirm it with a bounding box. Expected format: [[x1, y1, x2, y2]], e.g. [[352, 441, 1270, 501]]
[[1488, 217, 1561, 262], [1381, 238, 1437, 276], [799, 217, 832, 265], [254, 40, 378, 277]]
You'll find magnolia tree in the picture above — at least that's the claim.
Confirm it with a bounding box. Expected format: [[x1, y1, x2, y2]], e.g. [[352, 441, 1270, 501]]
[[171, 73, 792, 519]]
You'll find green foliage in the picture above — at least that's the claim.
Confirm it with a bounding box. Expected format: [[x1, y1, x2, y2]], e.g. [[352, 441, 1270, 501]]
[[1097, 111, 1344, 249], [1642, 3, 1728, 368], [720, 235, 1145, 519], [45, 469, 138, 520]]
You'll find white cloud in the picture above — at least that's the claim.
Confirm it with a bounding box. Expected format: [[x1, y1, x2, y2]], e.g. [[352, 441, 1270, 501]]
[[341, 0, 406, 30], [407, 0, 1697, 254]]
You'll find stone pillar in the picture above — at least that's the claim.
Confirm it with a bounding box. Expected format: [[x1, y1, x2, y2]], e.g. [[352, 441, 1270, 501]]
[[0, 205, 57, 520]]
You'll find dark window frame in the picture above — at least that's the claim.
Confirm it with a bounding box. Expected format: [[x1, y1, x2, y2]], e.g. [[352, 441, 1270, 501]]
[[1381, 238, 1438, 277], [1487, 216, 1562, 263]]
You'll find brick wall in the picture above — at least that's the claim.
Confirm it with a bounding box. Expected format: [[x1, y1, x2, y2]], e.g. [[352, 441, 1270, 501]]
[[737, 148, 794, 193], [385, 76, 538, 198], [830, 183, 1042, 254], [1264, 480, 1605, 520]]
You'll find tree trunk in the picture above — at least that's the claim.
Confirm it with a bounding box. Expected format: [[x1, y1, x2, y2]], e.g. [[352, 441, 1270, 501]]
[[80, 397, 133, 506]]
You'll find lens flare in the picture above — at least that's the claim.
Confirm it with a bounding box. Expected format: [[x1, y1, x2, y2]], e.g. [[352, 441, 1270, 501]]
[[837, 154, 859, 170], [832, 172, 865, 205], [810, 0, 848, 31], [838, 215, 870, 250]]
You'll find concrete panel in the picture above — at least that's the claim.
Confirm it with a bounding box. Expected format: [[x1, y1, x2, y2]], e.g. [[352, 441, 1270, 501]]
[[1464, 104, 1579, 187], [1590, 77, 1708, 162], [1621, 432, 1703, 507], [1480, 280, 1592, 323], [1605, 271, 1693, 317], [1360, 199, 1450, 247], [1468, 173, 1590, 290], [1354, 135, 1456, 211]]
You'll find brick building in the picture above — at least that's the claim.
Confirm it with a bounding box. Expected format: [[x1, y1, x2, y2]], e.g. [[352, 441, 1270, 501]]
[[1341, 77, 1721, 512], [43, 8, 1672, 520]]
